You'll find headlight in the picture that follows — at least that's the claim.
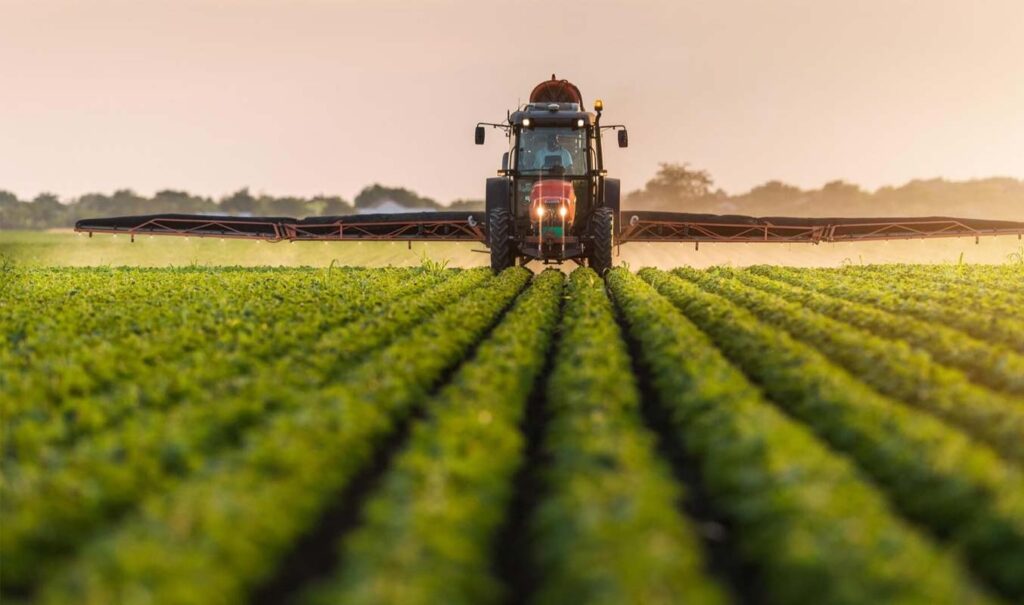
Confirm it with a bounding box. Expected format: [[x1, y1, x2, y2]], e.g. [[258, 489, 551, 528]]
[[558, 206, 568, 218], [576, 118, 584, 127], [535, 206, 546, 218], [522, 118, 531, 127]]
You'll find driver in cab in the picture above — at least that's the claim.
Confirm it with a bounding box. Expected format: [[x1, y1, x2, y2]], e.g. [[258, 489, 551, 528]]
[[531, 133, 574, 172]]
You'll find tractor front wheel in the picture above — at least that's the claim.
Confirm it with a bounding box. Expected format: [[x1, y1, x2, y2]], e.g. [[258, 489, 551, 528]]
[[588, 207, 614, 275], [488, 208, 515, 273]]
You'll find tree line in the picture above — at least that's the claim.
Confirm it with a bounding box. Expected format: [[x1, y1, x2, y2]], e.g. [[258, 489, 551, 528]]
[[626, 164, 1024, 221], [3, 164, 1022, 230], [0, 184, 485, 230]]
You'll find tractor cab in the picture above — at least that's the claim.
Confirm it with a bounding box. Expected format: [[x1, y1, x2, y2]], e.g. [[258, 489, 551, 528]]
[[475, 76, 627, 273], [512, 105, 594, 260]]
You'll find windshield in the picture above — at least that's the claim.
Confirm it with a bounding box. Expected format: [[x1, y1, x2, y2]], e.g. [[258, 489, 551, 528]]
[[516, 127, 588, 175]]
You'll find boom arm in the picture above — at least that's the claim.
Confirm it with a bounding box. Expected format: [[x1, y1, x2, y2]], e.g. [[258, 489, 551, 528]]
[[618, 211, 1024, 244], [75, 212, 486, 243], [75, 211, 1024, 245]]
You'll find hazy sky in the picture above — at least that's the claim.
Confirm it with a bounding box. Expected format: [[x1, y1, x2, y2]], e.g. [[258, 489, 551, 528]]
[[2, 0, 1022, 204]]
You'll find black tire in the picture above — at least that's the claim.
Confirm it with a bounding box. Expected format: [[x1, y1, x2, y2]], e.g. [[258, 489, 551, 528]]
[[588, 207, 614, 275], [488, 208, 515, 273]]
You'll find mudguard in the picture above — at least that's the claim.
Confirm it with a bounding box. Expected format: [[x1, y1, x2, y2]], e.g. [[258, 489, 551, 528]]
[[485, 177, 512, 214]]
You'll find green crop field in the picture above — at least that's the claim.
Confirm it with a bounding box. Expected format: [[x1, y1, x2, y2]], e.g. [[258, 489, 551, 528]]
[[3, 261, 1024, 604]]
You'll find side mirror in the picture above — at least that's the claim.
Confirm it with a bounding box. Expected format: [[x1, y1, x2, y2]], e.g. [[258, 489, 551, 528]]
[[501, 151, 509, 171], [617, 129, 629, 148], [475, 126, 485, 145]]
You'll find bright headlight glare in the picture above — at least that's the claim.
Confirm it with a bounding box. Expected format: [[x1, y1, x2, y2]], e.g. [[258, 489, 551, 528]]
[[522, 118, 531, 127], [558, 206, 568, 217], [536, 206, 545, 218], [576, 119, 584, 127]]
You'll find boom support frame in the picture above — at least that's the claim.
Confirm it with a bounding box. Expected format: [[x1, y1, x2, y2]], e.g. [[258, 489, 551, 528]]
[[75, 211, 1024, 246]]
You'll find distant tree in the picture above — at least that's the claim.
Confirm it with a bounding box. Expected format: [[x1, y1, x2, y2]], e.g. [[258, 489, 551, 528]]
[[29, 193, 66, 227], [0, 190, 28, 229], [257, 195, 309, 217], [153, 189, 216, 214], [745, 181, 803, 203], [810, 180, 869, 214], [726, 180, 805, 214], [220, 188, 258, 215], [626, 163, 716, 209], [31, 192, 60, 205], [72, 190, 145, 220], [819, 180, 863, 198], [109, 189, 147, 216], [355, 184, 440, 210], [308, 195, 353, 216], [447, 199, 484, 211]]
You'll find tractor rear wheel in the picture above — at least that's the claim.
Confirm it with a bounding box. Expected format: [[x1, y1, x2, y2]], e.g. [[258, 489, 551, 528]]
[[588, 207, 614, 275], [488, 208, 515, 273]]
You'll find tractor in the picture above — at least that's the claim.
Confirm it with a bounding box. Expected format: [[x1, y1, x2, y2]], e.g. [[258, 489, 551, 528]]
[[475, 76, 628, 274]]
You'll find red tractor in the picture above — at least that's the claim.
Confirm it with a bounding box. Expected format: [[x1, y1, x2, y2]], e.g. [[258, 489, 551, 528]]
[[475, 76, 627, 273]]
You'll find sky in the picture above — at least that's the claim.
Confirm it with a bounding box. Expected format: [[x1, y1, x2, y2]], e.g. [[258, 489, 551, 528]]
[[1, 0, 1022, 204]]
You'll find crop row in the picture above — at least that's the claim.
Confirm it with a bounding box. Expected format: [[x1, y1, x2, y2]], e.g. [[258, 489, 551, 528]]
[[2, 267, 452, 457], [2, 267, 390, 410], [529, 269, 725, 605], [750, 266, 1024, 354], [817, 265, 1024, 319], [299, 268, 730, 605], [721, 267, 1024, 396], [640, 268, 1024, 599], [838, 263, 1024, 296], [608, 269, 993, 604], [675, 266, 1024, 463], [298, 269, 565, 605], [1, 267, 491, 593], [31, 268, 532, 604]]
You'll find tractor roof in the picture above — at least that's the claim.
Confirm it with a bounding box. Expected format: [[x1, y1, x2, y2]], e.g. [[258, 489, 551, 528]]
[[510, 103, 595, 127]]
